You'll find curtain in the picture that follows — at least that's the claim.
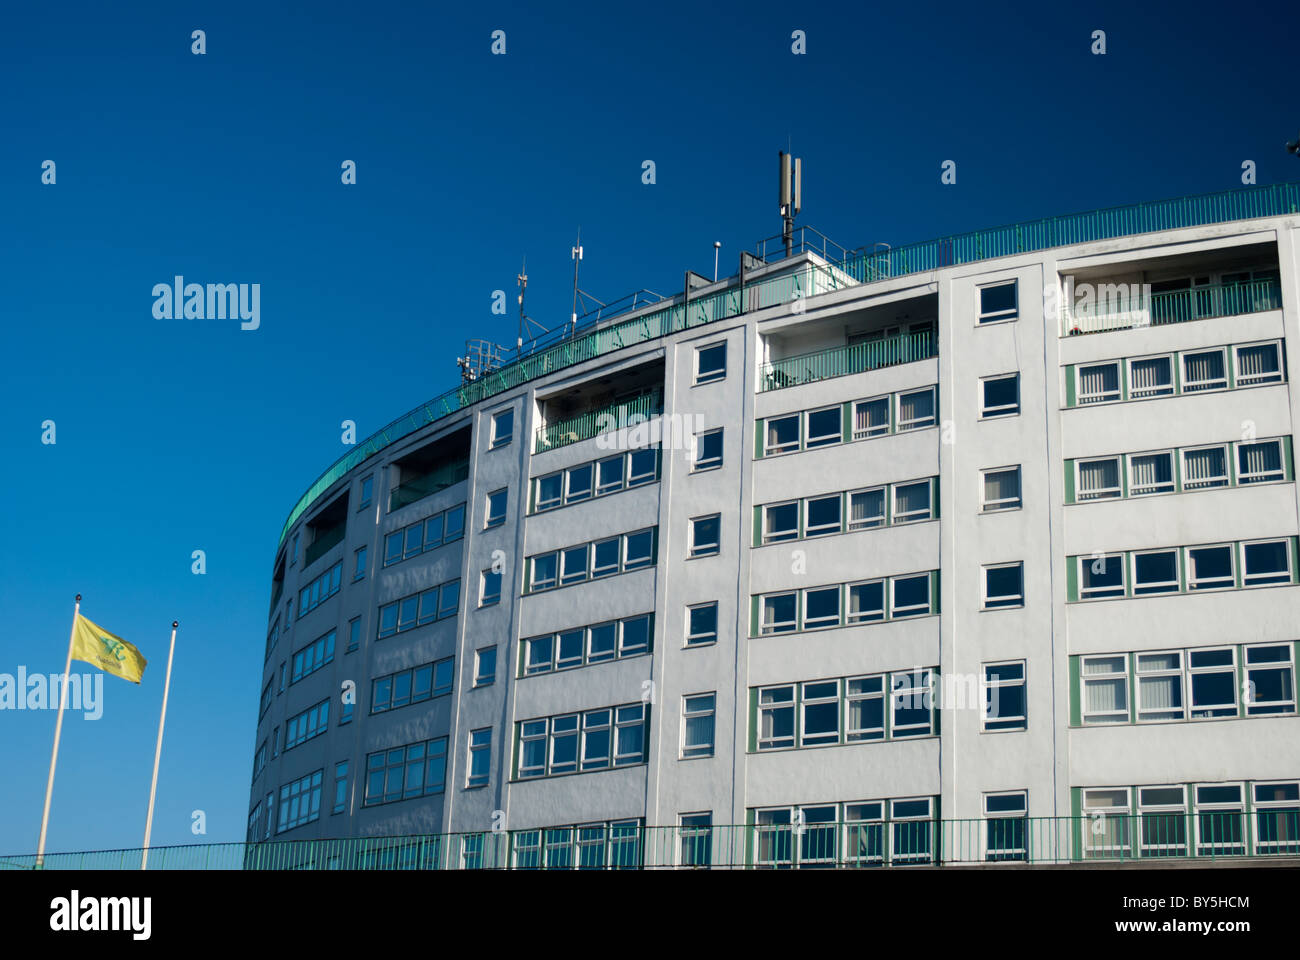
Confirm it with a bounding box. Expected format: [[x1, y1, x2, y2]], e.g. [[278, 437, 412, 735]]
[[1130, 453, 1172, 492], [855, 398, 889, 435], [850, 489, 885, 526], [893, 482, 930, 518], [1129, 357, 1171, 395], [1236, 344, 1279, 382], [898, 389, 933, 426], [1182, 447, 1226, 488], [1079, 458, 1119, 498], [1239, 441, 1282, 480], [1183, 350, 1224, 389], [984, 469, 1019, 505], [1079, 363, 1118, 401], [1085, 677, 1125, 715]]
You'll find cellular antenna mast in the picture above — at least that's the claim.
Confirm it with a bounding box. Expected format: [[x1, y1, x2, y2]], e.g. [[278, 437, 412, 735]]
[[567, 228, 606, 337], [779, 150, 802, 257]]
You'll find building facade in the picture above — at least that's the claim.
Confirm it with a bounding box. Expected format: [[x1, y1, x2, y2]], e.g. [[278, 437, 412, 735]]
[[247, 184, 1300, 867]]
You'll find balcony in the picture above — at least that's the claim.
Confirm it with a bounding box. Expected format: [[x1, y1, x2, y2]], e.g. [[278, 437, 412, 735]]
[[760, 329, 937, 392], [389, 459, 469, 511], [534, 389, 662, 453], [1061, 276, 1282, 336]]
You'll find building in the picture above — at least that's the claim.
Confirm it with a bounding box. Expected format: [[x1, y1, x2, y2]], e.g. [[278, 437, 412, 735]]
[[247, 182, 1300, 868]]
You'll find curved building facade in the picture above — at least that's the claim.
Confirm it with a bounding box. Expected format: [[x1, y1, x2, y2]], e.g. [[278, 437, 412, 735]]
[[248, 183, 1300, 867]]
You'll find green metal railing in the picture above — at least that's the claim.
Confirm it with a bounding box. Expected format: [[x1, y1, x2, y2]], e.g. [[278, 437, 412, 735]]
[[7, 813, 1296, 870], [276, 181, 1300, 550], [388, 459, 470, 512], [1062, 277, 1283, 336], [760, 329, 937, 391], [534, 390, 663, 454], [302, 524, 345, 567]]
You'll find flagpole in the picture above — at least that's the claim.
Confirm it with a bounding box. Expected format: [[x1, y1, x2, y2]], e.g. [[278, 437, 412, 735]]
[[141, 620, 178, 871], [36, 594, 81, 869]]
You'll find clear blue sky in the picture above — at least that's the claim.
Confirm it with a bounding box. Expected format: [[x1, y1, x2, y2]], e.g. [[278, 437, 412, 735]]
[[1, 0, 1296, 856]]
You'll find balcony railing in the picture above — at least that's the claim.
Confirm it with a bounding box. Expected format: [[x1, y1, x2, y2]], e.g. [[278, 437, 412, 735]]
[[277, 182, 1300, 550], [760, 329, 937, 391], [1062, 277, 1283, 336], [534, 390, 662, 453], [7, 814, 1296, 870], [388, 459, 470, 512]]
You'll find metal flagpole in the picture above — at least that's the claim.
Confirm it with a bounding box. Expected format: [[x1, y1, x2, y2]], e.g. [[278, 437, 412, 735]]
[[141, 620, 178, 870], [36, 594, 82, 869]]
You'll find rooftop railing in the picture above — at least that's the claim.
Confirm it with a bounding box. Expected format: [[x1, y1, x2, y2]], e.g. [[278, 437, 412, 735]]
[[275, 182, 1300, 551], [1061, 277, 1283, 336], [7, 813, 1296, 870], [759, 329, 937, 391], [534, 389, 662, 454]]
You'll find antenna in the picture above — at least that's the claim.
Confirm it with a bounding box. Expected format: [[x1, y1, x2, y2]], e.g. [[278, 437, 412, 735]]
[[779, 150, 803, 257], [570, 229, 583, 337]]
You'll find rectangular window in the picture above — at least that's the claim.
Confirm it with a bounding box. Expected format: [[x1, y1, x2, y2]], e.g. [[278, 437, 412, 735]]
[[620, 614, 651, 656], [853, 397, 890, 439], [364, 738, 447, 805], [1131, 549, 1179, 595], [1181, 445, 1228, 490], [983, 662, 1026, 730], [524, 635, 553, 675], [346, 617, 360, 653], [1187, 544, 1234, 590], [628, 447, 657, 487], [485, 489, 507, 528], [1128, 356, 1173, 398], [1237, 439, 1284, 484], [686, 603, 718, 646], [490, 408, 514, 448], [688, 516, 720, 558], [890, 670, 934, 738], [679, 813, 712, 868], [1188, 648, 1237, 719], [682, 694, 716, 758], [1234, 341, 1283, 386], [847, 580, 885, 623], [1079, 555, 1124, 599], [1242, 539, 1291, 586], [468, 729, 491, 787], [805, 407, 842, 448], [1077, 362, 1120, 404], [846, 676, 884, 740], [353, 546, 367, 581], [890, 574, 931, 618], [1245, 644, 1296, 715], [1254, 782, 1300, 855], [291, 630, 336, 683], [595, 456, 624, 496], [800, 680, 840, 746], [359, 475, 374, 510], [764, 415, 800, 455], [981, 466, 1021, 511], [438, 580, 460, 619], [1182, 349, 1227, 392], [1195, 784, 1245, 856], [695, 342, 727, 384], [277, 770, 324, 833], [591, 539, 619, 578], [531, 553, 558, 591], [984, 792, 1028, 861], [764, 502, 799, 543], [587, 622, 617, 663], [897, 387, 936, 431], [848, 487, 886, 530], [332, 762, 349, 815], [981, 374, 1019, 417], [1083, 789, 1131, 858], [560, 545, 588, 586], [535, 473, 563, 511], [803, 586, 840, 630], [758, 686, 795, 750], [1128, 451, 1175, 496], [480, 569, 502, 606], [1077, 457, 1121, 501], [625, 528, 655, 569], [614, 705, 647, 766], [475, 647, 497, 687], [693, 429, 722, 471], [892, 480, 932, 524], [760, 593, 797, 634], [979, 280, 1018, 322], [443, 504, 465, 542], [805, 495, 842, 536], [1136, 651, 1185, 721], [284, 699, 330, 750], [566, 463, 593, 502], [518, 720, 548, 778], [1138, 786, 1187, 858], [982, 562, 1024, 609]]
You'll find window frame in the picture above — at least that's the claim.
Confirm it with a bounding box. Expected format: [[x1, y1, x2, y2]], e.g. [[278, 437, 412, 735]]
[[681, 693, 716, 759], [980, 373, 1020, 418], [981, 562, 1025, 610], [1233, 340, 1283, 387], [692, 428, 723, 472], [490, 408, 514, 449], [1126, 449, 1176, 497], [1076, 361, 1121, 405], [1126, 354, 1175, 399], [980, 465, 1022, 512], [686, 602, 719, 647], [1240, 538, 1292, 587], [1081, 655, 1130, 725], [978, 280, 1018, 323], [485, 488, 508, 528], [688, 515, 721, 559]]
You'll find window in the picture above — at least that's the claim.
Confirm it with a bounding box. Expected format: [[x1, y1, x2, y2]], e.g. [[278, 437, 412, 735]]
[[277, 770, 323, 833], [890, 574, 931, 618], [847, 580, 885, 623], [1181, 445, 1228, 490], [801, 680, 840, 746], [689, 515, 720, 558], [758, 686, 795, 749], [760, 593, 797, 634], [1245, 644, 1295, 715], [1255, 782, 1300, 855], [567, 463, 593, 502], [535, 473, 562, 511], [897, 387, 935, 431], [291, 533, 299, 565], [353, 546, 367, 581], [1195, 784, 1245, 856], [259, 680, 273, 719], [693, 429, 722, 471], [1128, 451, 1174, 496], [291, 629, 336, 683], [979, 280, 1018, 322], [620, 614, 650, 656], [625, 528, 655, 569], [591, 539, 618, 578], [985, 793, 1028, 861], [890, 670, 934, 737], [628, 447, 657, 486], [359, 475, 374, 510], [682, 694, 715, 758], [981, 466, 1021, 511], [1131, 549, 1179, 595], [284, 699, 330, 750], [1187, 544, 1233, 591], [485, 489, 507, 528], [805, 407, 842, 448], [853, 397, 890, 439], [371, 658, 455, 714], [490, 408, 514, 448], [1237, 439, 1284, 484], [560, 545, 588, 586], [1138, 786, 1187, 857], [765, 415, 800, 455], [1082, 655, 1129, 724], [1235, 341, 1282, 386], [763, 502, 799, 543], [1080, 555, 1124, 599], [332, 762, 349, 815], [892, 481, 931, 524], [1136, 652, 1184, 722], [481, 569, 502, 606], [1082, 789, 1131, 858], [695, 342, 727, 384], [805, 495, 842, 536], [686, 603, 718, 646], [846, 677, 885, 740], [530, 553, 558, 591], [377, 580, 460, 637], [346, 617, 360, 653], [1077, 457, 1121, 501], [297, 561, 342, 617], [1128, 356, 1173, 398], [364, 738, 447, 806], [1242, 539, 1291, 586], [468, 729, 492, 787], [382, 504, 465, 566], [1182, 349, 1227, 392], [848, 488, 886, 529], [982, 563, 1024, 609], [1188, 648, 1237, 719], [614, 705, 647, 766], [679, 814, 712, 867], [982, 662, 1026, 731], [981, 374, 1019, 417], [803, 586, 840, 630], [272, 726, 280, 759], [588, 622, 616, 663], [1077, 362, 1120, 404]]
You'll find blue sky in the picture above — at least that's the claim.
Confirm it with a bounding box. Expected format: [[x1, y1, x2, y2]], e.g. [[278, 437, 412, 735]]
[[0, 0, 1296, 855]]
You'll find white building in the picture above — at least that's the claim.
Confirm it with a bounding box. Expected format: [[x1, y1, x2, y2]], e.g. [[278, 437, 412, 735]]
[[248, 183, 1300, 868]]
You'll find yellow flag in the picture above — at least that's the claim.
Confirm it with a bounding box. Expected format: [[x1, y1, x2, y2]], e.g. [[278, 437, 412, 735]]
[[71, 614, 147, 684]]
